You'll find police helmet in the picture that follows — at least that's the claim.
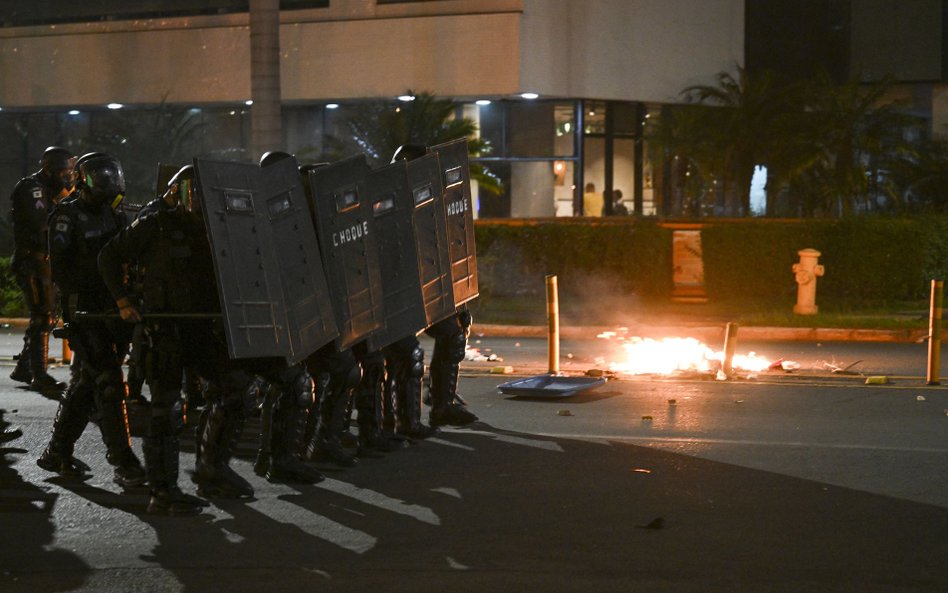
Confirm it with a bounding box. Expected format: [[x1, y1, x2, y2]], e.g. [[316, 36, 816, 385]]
[[79, 155, 126, 209], [41, 146, 76, 192], [40, 146, 74, 171], [72, 152, 108, 191], [391, 144, 427, 163], [260, 151, 294, 168]]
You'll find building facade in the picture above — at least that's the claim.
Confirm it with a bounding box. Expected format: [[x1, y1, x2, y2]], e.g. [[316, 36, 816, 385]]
[[0, 0, 744, 224]]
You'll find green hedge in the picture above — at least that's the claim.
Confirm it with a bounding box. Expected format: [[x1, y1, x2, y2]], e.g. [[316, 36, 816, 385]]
[[3, 218, 945, 317], [474, 220, 674, 301], [476, 217, 948, 308]]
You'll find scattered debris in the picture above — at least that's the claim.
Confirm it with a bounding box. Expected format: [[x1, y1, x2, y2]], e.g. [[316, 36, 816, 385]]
[[514, 342, 521, 347], [490, 366, 514, 374], [465, 346, 503, 362], [865, 376, 889, 385], [715, 370, 727, 381], [557, 409, 573, 416], [566, 353, 574, 359], [633, 468, 652, 474], [824, 359, 864, 375], [734, 399, 744, 404], [917, 395, 927, 401]]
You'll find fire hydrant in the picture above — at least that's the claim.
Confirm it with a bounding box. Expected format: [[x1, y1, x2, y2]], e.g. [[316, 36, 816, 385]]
[[792, 248, 824, 315]]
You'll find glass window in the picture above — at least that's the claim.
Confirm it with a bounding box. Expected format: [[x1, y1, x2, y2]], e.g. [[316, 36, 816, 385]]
[[2, 1, 327, 27]]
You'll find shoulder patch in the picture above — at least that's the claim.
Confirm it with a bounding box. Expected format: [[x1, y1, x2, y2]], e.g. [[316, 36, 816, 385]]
[[32, 188, 43, 199]]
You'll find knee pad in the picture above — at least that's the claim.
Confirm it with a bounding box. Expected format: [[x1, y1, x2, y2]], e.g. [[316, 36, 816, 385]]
[[286, 367, 314, 410], [410, 345, 425, 378]]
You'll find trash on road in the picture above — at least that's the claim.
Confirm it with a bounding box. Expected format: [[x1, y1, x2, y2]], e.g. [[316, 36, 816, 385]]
[[490, 365, 514, 374], [865, 376, 889, 385], [498, 374, 607, 397], [556, 409, 573, 416]]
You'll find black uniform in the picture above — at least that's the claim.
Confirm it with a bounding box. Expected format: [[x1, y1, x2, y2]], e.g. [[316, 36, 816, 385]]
[[98, 202, 221, 512], [8, 164, 70, 391], [37, 171, 146, 486]]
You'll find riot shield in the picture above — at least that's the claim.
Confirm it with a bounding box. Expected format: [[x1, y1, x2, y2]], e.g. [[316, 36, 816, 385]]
[[304, 154, 385, 350], [428, 138, 478, 306], [405, 153, 454, 327], [362, 161, 427, 352], [258, 157, 339, 361], [194, 157, 337, 362]]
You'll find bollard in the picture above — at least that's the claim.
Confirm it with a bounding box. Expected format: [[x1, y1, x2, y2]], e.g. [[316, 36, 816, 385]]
[[722, 322, 739, 376], [546, 274, 560, 374], [927, 279, 942, 385]]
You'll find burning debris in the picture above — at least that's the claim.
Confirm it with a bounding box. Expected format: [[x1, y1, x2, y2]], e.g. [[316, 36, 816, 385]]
[[598, 334, 771, 377]]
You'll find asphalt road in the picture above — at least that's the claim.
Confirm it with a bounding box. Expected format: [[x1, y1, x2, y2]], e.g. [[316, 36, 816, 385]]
[[1, 332, 946, 593]]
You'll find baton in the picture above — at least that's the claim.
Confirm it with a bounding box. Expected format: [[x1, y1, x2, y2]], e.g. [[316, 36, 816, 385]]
[[74, 311, 223, 320]]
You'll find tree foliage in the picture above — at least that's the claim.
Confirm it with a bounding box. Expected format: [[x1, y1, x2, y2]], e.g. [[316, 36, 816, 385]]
[[649, 65, 945, 217], [325, 91, 501, 194]]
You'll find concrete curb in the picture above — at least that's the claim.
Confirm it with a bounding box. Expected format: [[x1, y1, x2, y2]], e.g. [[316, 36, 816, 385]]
[[1, 318, 928, 343], [474, 323, 930, 343]]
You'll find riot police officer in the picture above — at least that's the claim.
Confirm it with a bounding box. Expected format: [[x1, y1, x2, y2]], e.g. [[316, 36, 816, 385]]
[[98, 165, 221, 513], [8, 146, 74, 392], [37, 154, 146, 488]]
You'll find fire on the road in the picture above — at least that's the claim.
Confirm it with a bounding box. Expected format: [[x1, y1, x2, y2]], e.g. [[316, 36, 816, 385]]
[[597, 332, 771, 376]]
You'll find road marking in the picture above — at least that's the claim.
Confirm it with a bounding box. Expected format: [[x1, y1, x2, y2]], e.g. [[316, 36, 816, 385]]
[[247, 497, 377, 554], [533, 432, 948, 454], [315, 478, 440, 525], [441, 428, 565, 452]]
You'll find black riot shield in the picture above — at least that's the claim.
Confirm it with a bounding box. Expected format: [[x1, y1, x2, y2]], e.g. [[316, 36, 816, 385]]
[[362, 161, 427, 352], [405, 153, 454, 327], [194, 157, 337, 362], [305, 154, 385, 350], [428, 138, 478, 306]]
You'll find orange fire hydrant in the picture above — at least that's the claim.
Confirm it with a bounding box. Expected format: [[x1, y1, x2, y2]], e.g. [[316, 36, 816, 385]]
[[792, 248, 824, 315]]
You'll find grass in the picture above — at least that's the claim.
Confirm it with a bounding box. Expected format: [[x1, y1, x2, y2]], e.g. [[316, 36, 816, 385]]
[[468, 294, 933, 330]]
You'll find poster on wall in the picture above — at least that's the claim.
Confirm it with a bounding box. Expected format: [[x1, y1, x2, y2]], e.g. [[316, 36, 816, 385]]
[[671, 228, 707, 303]]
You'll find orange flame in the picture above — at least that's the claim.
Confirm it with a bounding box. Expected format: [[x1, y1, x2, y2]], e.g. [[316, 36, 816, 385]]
[[601, 335, 771, 375]]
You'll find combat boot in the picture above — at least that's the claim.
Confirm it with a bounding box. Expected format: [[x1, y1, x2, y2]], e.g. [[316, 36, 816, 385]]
[[28, 332, 65, 393], [306, 435, 357, 468], [268, 401, 324, 484], [192, 402, 253, 499], [428, 360, 478, 428], [147, 486, 205, 516], [10, 352, 31, 384], [395, 376, 437, 439], [143, 435, 207, 515], [37, 447, 91, 477], [110, 448, 147, 488]]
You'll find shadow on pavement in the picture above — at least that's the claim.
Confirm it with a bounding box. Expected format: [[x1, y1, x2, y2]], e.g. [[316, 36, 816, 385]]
[[2, 419, 947, 593]]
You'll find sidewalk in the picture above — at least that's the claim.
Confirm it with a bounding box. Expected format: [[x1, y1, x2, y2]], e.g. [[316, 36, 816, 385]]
[[0, 318, 932, 349]]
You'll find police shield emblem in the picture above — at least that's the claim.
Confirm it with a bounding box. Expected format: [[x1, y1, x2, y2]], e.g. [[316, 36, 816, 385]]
[[304, 154, 385, 350], [428, 138, 478, 306], [194, 157, 337, 362], [363, 161, 427, 352]]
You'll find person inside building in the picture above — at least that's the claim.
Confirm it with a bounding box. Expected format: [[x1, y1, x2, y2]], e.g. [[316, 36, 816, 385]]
[[582, 182, 603, 217], [612, 189, 629, 216], [8, 146, 75, 393], [37, 154, 147, 490]]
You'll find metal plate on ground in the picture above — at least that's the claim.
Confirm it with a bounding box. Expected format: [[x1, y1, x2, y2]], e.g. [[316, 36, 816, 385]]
[[497, 374, 607, 397]]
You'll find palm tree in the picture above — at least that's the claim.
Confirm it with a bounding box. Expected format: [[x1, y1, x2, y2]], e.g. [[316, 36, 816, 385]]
[[327, 91, 501, 194], [796, 72, 917, 216], [681, 66, 799, 216]]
